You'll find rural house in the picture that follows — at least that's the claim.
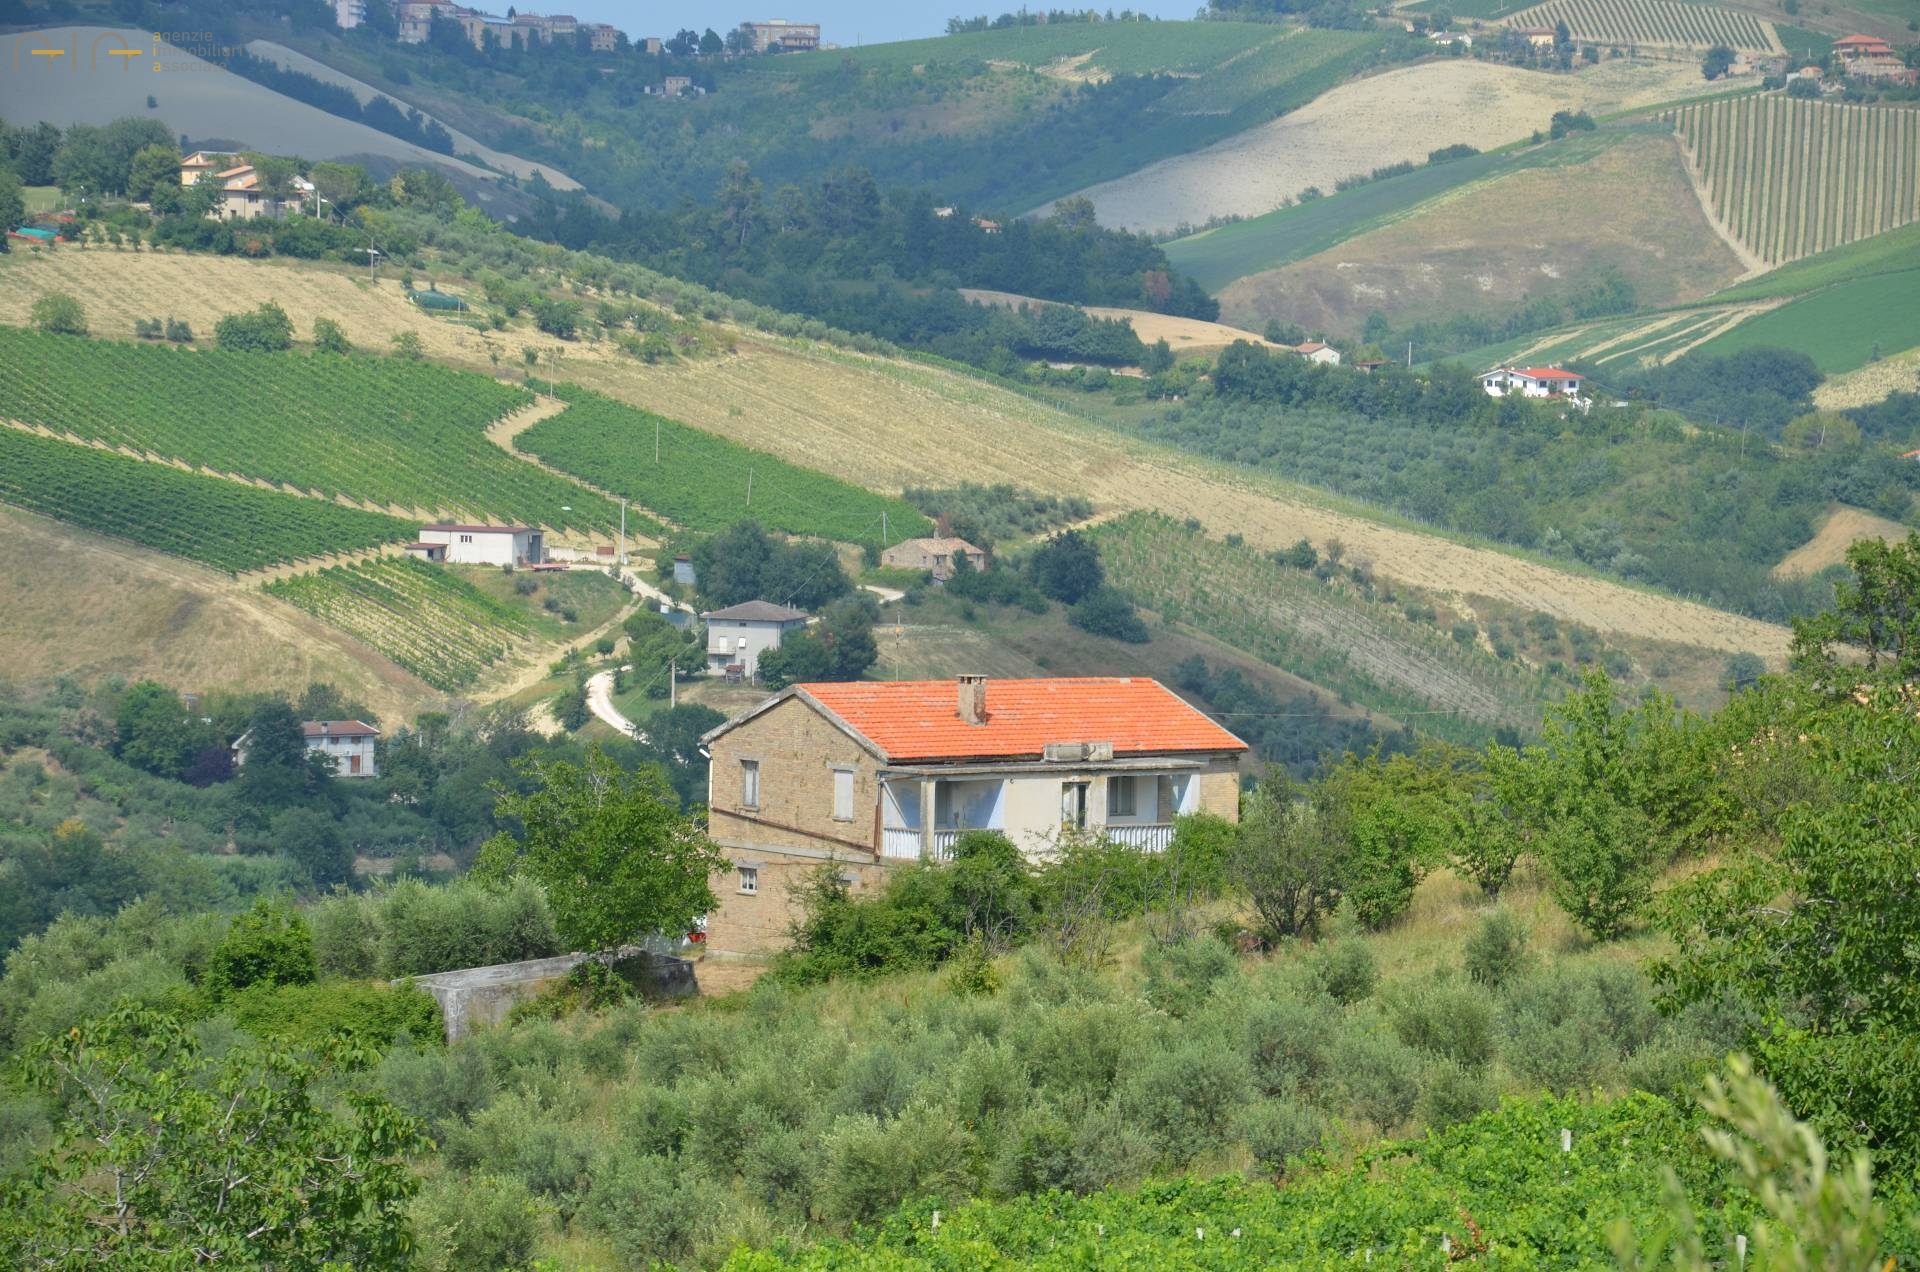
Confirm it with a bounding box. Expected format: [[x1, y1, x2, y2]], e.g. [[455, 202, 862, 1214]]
[[1481, 365, 1584, 400], [417, 523, 545, 566], [703, 601, 810, 681], [1294, 341, 1342, 366], [698, 675, 1247, 953], [881, 536, 988, 581], [232, 720, 380, 778]]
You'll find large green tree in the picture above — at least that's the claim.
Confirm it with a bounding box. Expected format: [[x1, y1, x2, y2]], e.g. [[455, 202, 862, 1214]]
[[486, 748, 724, 953], [1790, 531, 1920, 685], [0, 1006, 426, 1267]]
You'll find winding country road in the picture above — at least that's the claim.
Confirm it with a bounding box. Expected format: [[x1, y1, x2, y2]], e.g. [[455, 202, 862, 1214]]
[[586, 668, 643, 739]]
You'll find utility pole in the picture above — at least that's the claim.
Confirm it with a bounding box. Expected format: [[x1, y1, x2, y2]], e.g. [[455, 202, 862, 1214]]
[[1407, 340, 1413, 369], [881, 509, 888, 546], [668, 658, 676, 709], [618, 498, 627, 567], [654, 417, 660, 464], [746, 467, 753, 507]]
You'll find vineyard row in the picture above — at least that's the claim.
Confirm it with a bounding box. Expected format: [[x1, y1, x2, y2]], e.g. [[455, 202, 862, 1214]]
[[1505, 0, 1775, 51]]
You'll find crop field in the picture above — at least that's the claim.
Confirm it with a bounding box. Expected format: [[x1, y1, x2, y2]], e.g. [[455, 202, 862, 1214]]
[[516, 387, 930, 544], [1067, 57, 1739, 234], [1670, 96, 1920, 267], [1503, 0, 1778, 52], [1710, 218, 1920, 304], [0, 427, 414, 573], [0, 327, 616, 530], [1094, 514, 1553, 741], [263, 557, 531, 692], [1149, 28, 1381, 118], [767, 20, 1278, 78], [1689, 271, 1920, 374]]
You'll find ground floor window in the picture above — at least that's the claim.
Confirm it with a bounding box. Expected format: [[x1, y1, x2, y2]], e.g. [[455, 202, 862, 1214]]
[[737, 865, 758, 896]]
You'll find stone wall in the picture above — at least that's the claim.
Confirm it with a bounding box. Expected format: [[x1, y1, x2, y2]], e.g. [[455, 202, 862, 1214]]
[[405, 948, 695, 1041]]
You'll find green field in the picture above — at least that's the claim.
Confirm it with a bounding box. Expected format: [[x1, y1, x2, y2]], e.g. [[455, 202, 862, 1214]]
[[1402, 0, 1533, 16], [0, 426, 414, 572], [770, 19, 1276, 77], [1709, 219, 1920, 303], [0, 327, 617, 532], [518, 387, 931, 544], [1772, 23, 1833, 63], [1669, 96, 1920, 267], [1689, 271, 1920, 374], [263, 557, 533, 691], [1504, 0, 1777, 50], [1164, 130, 1627, 292]]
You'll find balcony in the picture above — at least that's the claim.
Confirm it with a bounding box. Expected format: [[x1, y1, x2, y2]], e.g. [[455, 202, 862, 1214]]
[[881, 827, 922, 860], [1102, 823, 1175, 852]]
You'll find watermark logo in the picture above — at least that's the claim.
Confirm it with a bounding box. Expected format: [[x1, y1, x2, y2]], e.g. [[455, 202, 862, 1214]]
[[10, 30, 235, 73]]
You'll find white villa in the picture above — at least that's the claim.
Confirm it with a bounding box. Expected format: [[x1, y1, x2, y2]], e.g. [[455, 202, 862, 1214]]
[[1481, 365, 1585, 400]]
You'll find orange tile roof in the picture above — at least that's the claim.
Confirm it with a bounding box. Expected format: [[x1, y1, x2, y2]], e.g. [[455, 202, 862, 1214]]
[[1513, 366, 1581, 379], [799, 677, 1246, 763]]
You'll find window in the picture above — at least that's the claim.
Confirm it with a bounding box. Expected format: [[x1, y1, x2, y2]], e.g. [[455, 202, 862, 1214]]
[[740, 759, 760, 809], [458, 533, 473, 544], [1061, 781, 1089, 829], [1107, 774, 1136, 818], [832, 767, 855, 822], [737, 865, 758, 896]]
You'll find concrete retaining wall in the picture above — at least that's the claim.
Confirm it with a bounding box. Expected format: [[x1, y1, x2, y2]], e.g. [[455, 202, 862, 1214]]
[[404, 947, 696, 1041]]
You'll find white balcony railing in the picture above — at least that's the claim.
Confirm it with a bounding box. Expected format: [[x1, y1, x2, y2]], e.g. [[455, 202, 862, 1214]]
[[930, 829, 963, 861], [1102, 823, 1175, 852], [881, 827, 922, 860]]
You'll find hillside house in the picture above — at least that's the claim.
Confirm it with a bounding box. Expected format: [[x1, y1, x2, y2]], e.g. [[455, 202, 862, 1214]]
[[881, 536, 987, 581], [200, 164, 313, 221], [660, 75, 693, 98], [1482, 365, 1584, 400], [336, 0, 366, 28], [418, 523, 545, 566], [1429, 30, 1472, 47], [743, 19, 821, 52], [232, 719, 380, 778], [1513, 25, 1558, 49], [699, 675, 1247, 954], [179, 151, 225, 186], [1834, 34, 1898, 63], [1295, 341, 1342, 366], [703, 601, 810, 681]]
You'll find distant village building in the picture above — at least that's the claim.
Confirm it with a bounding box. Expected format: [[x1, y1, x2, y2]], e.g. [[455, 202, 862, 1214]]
[[417, 523, 545, 566], [335, 0, 367, 29], [640, 36, 664, 53], [1481, 365, 1585, 400], [1295, 341, 1342, 366], [194, 162, 313, 221], [178, 151, 224, 186], [882, 536, 987, 581], [233, 720, 381, 778], [660, 75, 693, 98], [742, 19, 821, 52], [1429, 30, 1472, 47], [703, 601, 810, 681]]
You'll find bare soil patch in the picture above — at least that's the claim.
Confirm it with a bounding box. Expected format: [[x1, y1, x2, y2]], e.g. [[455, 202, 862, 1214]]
[[1066, 58, 1743, 233], [1774, 505, 1912, 578], [1215, 132, 1745, 336], [959, 288, 1279, 351]]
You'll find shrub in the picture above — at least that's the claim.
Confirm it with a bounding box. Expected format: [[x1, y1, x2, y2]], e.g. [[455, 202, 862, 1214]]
[[1239, 1098, 1326, 1177], [1464, 907, 1531, 986], [1141, 933, 1236, 1018], [1118, 1040, 1252, 1164], [1502, 963, 1662, 1094], [1311, 941, 1377, 1005], [1541, 797, 1658, 941], [30, 292, 88, 337], [214, 302, 294, 352], [164, 317, 193, 342], [205, 897, 316, 998], [819, 1100, 975, 1224], [1331, 1023, 1422, 1130], [1068, 587, 1150, 643], [391, 330, 425, 360], [227, 978, 441, 1049], [1384, 975, 1496, 1068], [312, 317, 352, 355], [1417, 1060, 1498, 1129], [375, 1040, 495, 1134], [410, 1172, 544, 1272], [1244, 992, 1338, 1097]]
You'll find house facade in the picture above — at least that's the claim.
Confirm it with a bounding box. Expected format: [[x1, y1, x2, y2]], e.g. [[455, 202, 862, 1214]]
[[1482, 365, 1584, 400], [418, 523, 544, 566], [743, 19, 821, 52], [232, 719, 380, 777], [1295, 341, 1342, 366], [699, 676, 1247, 954], [881, 536, 987, 581], [703, 600, 810, 680]]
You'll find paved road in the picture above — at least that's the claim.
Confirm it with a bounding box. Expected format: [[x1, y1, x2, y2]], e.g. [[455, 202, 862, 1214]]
[[586, 668, 644, 740]]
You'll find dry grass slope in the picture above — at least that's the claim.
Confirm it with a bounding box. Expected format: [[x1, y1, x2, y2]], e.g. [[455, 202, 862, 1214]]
[[1773, 505, 1912, 578]]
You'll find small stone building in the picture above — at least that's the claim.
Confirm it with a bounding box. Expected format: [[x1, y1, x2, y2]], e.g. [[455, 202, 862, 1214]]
[[881, 536, 987, 581]]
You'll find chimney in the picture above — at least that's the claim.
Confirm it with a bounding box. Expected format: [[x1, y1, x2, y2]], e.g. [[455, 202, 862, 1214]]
[[957, 675, 987, 725]]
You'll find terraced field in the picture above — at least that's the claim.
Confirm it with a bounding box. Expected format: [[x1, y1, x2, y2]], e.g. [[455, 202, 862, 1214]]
[[1503, 0, 1779, 52], [0, 327, 616, 530], [1670, 96, 1920, 267], [263, 557, 531, 691], [0, 426, 415, 572]]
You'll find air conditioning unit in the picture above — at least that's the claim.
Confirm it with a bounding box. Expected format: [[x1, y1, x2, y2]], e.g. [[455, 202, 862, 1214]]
[[1043, 742, 1089, 762]]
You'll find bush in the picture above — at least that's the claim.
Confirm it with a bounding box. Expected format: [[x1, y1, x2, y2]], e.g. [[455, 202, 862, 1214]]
[[1464, 907, 1531, 987], [1141, 933, 1236, 1018], [410, 1172, 544, 1272], [312, 317, 352, 355], [30, 292, 88, 337], [1118, 1039, 1252, 1164], [1068, 587, 1150, 643], [205, 897, 316, 998], [214, 302, 294, 352], [1384, 974, 1496, 1068], [819, 1100, 975, 1225], [1244, 992, 1338, 1097], [1417, 1060, 1498, 1129], [1331, 1023, 1422, 1130], [1311, 941, 1377, 1005], [1239, 1098, 1326, 1177], [227, 978, 441, 1049], [1501, 963, 1662, 1094]]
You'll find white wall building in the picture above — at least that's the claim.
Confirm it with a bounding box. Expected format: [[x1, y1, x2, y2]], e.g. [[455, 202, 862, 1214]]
[[1295, 341, 1342, 366], [335, 0, 367, 28], [703, 600, 810, 681], [418, 524, 545, 566], [1481, 365, 1585, 400], [303, 720, 380, 778]]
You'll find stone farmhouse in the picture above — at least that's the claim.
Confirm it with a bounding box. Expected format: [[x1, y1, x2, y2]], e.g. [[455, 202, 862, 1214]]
[[698, 676, 1247, 954], [881, 536, 987, 581]]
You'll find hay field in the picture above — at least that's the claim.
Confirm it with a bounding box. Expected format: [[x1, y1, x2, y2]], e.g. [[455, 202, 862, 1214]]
[[1063, 58, 1743, 233], [957, 288, 1279, 352], [1214, 132, 1746, 335], [0, 250, 1791, 658], [0, 504, 434, 722], [1773, 505, 1912, 578], [1814, 346, 1920, 409], [1, 27, 510, 187]]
